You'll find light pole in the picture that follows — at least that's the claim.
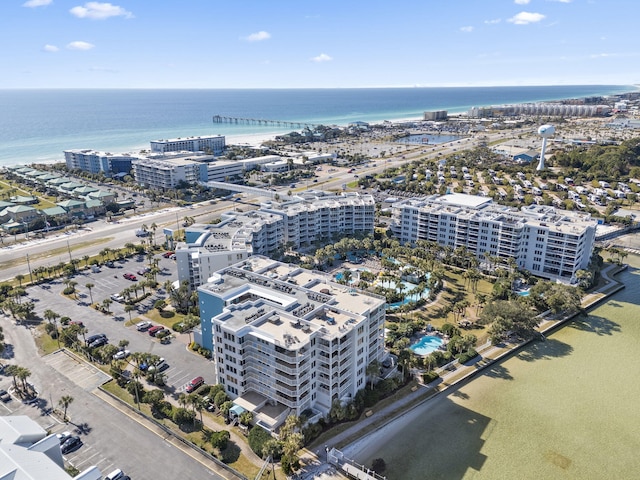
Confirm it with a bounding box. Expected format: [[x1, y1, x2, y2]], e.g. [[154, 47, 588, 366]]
[[26, 253, 34, 284]]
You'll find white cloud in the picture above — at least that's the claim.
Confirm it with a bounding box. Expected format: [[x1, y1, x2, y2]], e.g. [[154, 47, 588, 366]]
[[484, 18, 501, 24], [23, 0, 52, 7], [311, 53, 332, 63], [460, 26, 474, 33], [70, 2, 133, 20], [514, 0, 530, 4], [67, 41, 95, 50], [243, 31, 271, 42], [549, 0, 572, 2], [43, 44, 59, 52], [508, 12, 546, 25]]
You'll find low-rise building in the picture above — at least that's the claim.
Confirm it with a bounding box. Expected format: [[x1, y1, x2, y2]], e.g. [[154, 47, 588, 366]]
[[196, 256, 386, 431], [0, 415, 102, 480]]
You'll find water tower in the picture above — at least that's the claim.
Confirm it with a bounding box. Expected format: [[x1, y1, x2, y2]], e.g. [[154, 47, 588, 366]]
[[536, 124, 555, 171]]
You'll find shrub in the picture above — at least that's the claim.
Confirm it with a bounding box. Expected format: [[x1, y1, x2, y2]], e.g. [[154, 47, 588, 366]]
[[422, 371, 439, 384], [248, 426, 272, 457], [458, 348, 479, 364], [63, 287, 75, 295], [172, 321, 184, 332], [210, 430, 230, 450], [441, 323, 460, 337]]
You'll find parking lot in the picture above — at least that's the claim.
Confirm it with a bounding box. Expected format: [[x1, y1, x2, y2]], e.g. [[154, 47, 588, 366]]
[[1, 250, 226, 479], [25, 254, 216, 394]]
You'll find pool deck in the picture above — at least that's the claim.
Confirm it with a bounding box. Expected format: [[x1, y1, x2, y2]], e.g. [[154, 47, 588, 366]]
[[296, 262, 627, 479]]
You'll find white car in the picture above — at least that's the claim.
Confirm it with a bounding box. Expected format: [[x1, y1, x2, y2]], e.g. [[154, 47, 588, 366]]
[[136, 321, 151, 331], [113, 350, 130, 360], [110, 294, 124, 303]]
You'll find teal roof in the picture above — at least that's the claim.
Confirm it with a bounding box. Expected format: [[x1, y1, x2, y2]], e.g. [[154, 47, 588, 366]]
[[57, 199, 85, 208], [74, 186, 98, 194], [41, 206, 67, 216], [85, 199, 103, 208]]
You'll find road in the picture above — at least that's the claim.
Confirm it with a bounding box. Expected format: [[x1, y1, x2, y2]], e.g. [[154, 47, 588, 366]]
[[0, 309, 231, 480], [0, 200, 237, 282]]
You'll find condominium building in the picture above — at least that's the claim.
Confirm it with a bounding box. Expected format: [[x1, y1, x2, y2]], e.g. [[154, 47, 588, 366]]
[[132, 155, 208, 190], [196, 256, 386, 431], [150, 135, 225, 155], [468, 103, 611, 118], [64, 149, 138, 175], [176, 192, 375, 290], [390, 193, 597, 283]]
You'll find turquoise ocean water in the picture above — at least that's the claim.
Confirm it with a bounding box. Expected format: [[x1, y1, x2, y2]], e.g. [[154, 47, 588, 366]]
[[0, 85, 634, 166]]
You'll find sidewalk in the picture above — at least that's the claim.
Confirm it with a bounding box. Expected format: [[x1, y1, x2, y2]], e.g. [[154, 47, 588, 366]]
[[95, 388, 245, 480]]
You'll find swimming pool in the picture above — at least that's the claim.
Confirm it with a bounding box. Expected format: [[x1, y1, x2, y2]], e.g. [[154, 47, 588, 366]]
[[409, 335, 444, 355]]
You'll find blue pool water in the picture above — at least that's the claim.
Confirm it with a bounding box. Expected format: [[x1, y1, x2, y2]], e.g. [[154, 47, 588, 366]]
[[517, 289, 530, 297], [410, 335, 444, 355]]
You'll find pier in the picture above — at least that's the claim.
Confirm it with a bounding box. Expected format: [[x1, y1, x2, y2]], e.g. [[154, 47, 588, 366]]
[[212, 115, 317, 129]]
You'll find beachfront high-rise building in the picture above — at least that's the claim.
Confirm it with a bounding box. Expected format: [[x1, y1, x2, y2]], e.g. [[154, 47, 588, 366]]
[[131, 155, 209, 190], [467, 103, 611, 118], [390, 194, 597, 283], [150, 135, 225, 155], [176, 191, 375, 290], [195, 256, 387, 431], [64, 149, 138, 175]]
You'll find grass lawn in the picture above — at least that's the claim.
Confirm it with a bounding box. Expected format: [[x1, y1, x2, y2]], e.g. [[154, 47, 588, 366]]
[[34, 325, 61, 355], [142, 308, 186, 328]]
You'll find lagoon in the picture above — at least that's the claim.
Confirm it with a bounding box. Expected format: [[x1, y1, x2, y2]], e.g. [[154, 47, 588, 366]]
[[352, 257, 640, 479]]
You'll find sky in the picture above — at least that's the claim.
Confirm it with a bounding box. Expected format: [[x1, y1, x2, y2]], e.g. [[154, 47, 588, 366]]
[[1, 0, 638, 89]]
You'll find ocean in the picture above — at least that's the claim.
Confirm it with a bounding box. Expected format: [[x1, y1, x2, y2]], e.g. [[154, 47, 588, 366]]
[[0, 85, 634, 167]]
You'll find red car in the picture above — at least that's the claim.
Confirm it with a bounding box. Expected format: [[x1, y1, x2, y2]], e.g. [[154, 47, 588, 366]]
[[162, 251, 175, 258], [123, 273, 137, 281], [186, 376, 204, 393]]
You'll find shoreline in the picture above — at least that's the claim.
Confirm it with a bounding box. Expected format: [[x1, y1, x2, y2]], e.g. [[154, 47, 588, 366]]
[[1, 85, 636, 169]]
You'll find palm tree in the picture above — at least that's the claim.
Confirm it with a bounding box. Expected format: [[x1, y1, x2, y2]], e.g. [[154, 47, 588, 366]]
[[102, 298, 112, 314], [82, 255, 90, 268], [43, 309, 60, 325], [124, 304, 136, 322], [15, 274, 24, 287], [85, 283, 95, 304], [16, 366, 32, 393], [58, 395, 74, 422]]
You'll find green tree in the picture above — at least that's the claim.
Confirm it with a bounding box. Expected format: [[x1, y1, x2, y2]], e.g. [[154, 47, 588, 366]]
[[58, 395, 74, 421]]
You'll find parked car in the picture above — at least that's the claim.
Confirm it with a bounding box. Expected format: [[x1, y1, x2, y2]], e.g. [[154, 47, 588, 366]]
[[56, 431, 72, 444], [185, 376, 204, 393], [136, 320, 152, 331], [105, 260, 115, 268], [89, 337, 108, 349], [137, 267, 150, 276], [0, 389, 11, 402], [155, 328, 170, 339], [61, 435, 82, 454], [148, 325, 164, 337], [162, 251, 175, 258], [123, 273, 137, 281], [113, 349, 130, 360], [104, 468, 125, 480], [110, 294, 125, 303], [86, 334, 107, 345]]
